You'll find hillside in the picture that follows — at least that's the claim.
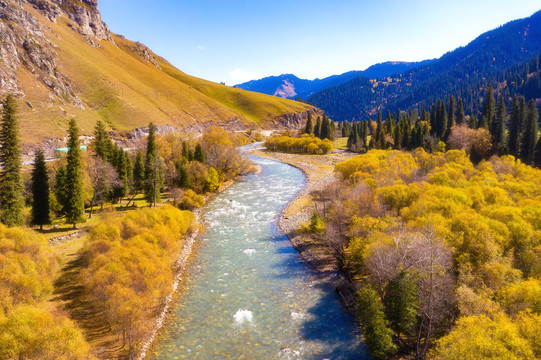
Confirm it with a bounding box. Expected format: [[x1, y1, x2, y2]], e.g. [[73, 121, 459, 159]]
[[235, 60, 433, 100], [308, 9, 541, 121], [0, 0, 314, 152]]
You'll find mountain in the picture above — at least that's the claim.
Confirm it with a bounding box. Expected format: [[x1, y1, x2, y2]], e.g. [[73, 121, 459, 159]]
[[235, 60, 434, 100], [0, 0, 314, 152], [308, 9, 541, 121]]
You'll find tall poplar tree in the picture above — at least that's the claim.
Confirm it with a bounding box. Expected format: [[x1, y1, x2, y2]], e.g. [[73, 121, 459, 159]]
[[144, 123, 162, 207], [31, 149, 51, 230], [65, 119, 85, 228], [0, 95, 24, 227]]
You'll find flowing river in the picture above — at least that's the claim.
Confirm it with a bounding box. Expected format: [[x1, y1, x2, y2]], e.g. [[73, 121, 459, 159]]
[[152, 154, 368, 359]]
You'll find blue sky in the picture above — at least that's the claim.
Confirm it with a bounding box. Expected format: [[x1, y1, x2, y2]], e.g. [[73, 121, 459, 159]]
[[99, 1, 541, 85]]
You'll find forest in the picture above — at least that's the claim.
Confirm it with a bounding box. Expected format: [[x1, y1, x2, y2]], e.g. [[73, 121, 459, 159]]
[[306, 149, 541, 359]]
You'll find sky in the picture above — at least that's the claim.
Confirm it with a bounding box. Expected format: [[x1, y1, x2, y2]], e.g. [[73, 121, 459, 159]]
[[99, 1, 541, 85]]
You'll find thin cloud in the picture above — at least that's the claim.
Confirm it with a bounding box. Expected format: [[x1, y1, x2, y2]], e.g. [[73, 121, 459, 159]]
[[229, 68, 266, 84], [197, 45, 207, 50]]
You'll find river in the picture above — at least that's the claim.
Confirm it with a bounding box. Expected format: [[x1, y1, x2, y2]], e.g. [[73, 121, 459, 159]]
[[152, 154, 368, 359]]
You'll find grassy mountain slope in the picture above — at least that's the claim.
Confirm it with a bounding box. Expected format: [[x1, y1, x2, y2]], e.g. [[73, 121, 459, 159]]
[[4, 1, 313, 148]]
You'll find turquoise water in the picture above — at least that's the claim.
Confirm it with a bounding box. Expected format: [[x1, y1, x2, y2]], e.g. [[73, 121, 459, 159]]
[[152, 155, 368, 360]]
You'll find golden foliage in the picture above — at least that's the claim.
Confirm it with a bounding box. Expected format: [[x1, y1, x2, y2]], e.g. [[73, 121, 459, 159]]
[[265, 134, 334, 154]]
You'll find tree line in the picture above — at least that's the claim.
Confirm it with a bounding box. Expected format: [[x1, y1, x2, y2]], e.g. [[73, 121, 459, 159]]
[[335, 87, 541, 168], [0, 94, 254, 230]]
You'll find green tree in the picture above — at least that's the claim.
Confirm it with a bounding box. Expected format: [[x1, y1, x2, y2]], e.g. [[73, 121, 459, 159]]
[[304, 111, 313, 134], [65, 119, 85, 228], [144, 123, 163, 207], [92, 119, 113, 161], [194, 143, 206, 163], [384, 272, 419, 339], [314, 116, 321, 139], [320, 115, 329, 140], [508, 95, 522, 157], [357, 286, 397, 360], [31, 149, 51, 230], [446, 96, 456, 140], [523, 100, 539, 165], [0, 95, 24, 226], [54, 165, 68, 216], [482, 85, 496, 135], [494, 96, 507, 152], [456, 98, 465, 125]]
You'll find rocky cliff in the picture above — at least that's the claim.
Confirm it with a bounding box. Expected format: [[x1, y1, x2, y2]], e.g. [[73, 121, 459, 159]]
[[0, 0, 314, 152]]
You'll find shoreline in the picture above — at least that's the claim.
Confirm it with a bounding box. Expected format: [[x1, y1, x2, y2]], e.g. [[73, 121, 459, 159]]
[[137, 180, 236, 360]]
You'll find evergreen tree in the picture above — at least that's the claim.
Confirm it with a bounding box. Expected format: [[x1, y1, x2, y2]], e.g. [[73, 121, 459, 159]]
[[375, 111, 384, 148], [144, 123, 162, 207], [55, 165, 68, 216], [177, 163, 191, 189], [446, 96, 456, 140], [31, 149, 51, 230], [523, 100, 539, 165], [65, 119, 85, 229], [508, 96, 521, 157], [133, 150, 145, 193], [92, 119, 113, 161], [534, 136, 541, 168], [181, 141, 189, 161], [111, 145, 128, 202], [494, 97, 507, 151], [304, 111, 313, 134], [519, 97, 529, 161], [384, 272, 419, 339], [320, 115, 329, 140], [194, 143, 206, 163], [0, 95, 24, 227], [456, 98, 465, 125], [313, 116, 321, 139], [482, 85, 496, 135]]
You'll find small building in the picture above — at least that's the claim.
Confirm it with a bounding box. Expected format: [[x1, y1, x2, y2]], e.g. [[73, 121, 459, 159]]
[[54, 145, 89, 157]]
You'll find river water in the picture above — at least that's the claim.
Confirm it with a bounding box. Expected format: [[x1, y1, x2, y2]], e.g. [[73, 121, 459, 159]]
[[152, 154, 368, 360]]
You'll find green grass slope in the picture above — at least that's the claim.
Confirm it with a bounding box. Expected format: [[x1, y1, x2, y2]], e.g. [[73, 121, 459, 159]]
[[15, 5, 314, 145]]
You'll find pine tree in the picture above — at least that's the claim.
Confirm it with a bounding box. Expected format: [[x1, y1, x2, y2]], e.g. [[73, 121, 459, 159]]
[[320, 115, 329, 140], [55, 165, 68, 216], [508, 96, 521, 157], [65, 119, 85, 229], [0, 95, 24, 227], [31, 149, 51, 230], [482, 85, 496, 135], [456, 98, 465, 125], [144, 123, 162, 207], [92, 119, 113, 161], [375, 111, 384, 148], [304, 111, 313, 134], [194, 143, 205, 163], [534, 137, 541, 168], [446, 96, 456, 140], [519, 97, 529, 161], [523, 100, 539, 165], [494, 97, 507, 152]]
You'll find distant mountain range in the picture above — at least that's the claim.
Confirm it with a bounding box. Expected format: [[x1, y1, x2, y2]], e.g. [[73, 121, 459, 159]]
[[308, 9, 541, 121], [235, 60, 434, 100]]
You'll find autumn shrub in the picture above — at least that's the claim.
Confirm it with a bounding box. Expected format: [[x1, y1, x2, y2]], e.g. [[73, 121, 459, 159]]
[[264, 134, 334, 154], [0, 225, 91, 360], [78, 205, 195, 355], [331, 149, 541, 358]]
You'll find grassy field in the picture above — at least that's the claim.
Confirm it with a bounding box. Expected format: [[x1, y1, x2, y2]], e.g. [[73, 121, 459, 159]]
[[16, 5, 315, 146]]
